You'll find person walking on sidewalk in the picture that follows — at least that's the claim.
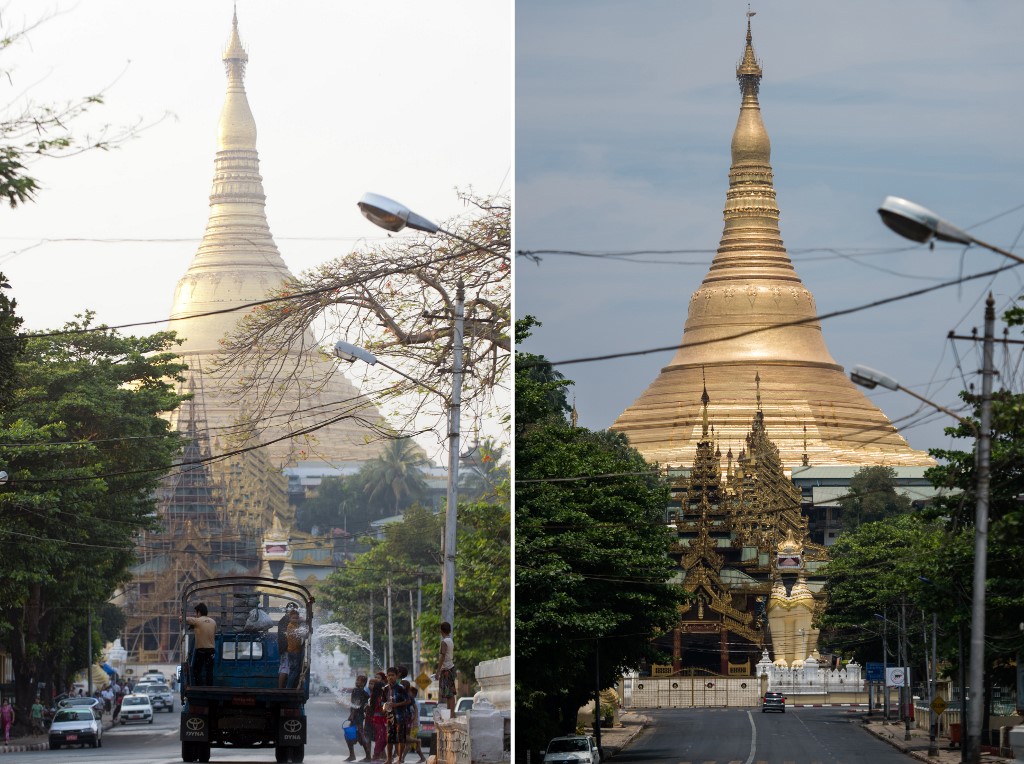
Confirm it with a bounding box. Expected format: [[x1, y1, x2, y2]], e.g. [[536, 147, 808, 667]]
[[1, 700, 14, 744]]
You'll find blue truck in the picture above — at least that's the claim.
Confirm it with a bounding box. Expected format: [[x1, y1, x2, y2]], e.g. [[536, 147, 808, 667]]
[[179, 576, 314, 763]]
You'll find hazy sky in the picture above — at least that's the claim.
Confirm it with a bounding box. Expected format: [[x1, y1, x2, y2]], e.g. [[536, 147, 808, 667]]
[[516, 0, 1024, 459], [0, 1, 511, 459], [2, 0, 510, 339]]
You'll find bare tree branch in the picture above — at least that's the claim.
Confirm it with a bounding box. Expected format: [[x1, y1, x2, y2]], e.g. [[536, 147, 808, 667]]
[[216, 190, 510, 446]]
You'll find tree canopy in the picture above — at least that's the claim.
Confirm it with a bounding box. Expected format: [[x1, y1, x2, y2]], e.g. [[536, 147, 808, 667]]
[[838, 465, 912, 531], [0, 313, 186, 711], [316, 498, 510, 686], [819, 301, 1024, 737], [515, 317, 682, 755]]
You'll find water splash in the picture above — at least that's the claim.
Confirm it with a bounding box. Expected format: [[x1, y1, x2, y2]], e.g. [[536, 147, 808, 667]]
[[310, 621, 380, 701]]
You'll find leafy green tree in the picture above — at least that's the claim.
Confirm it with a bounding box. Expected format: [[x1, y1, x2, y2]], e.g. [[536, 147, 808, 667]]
[[817, 514, 964, 660], [317, 498, 510, 685], [0, 316, 187, 711], [0, 275, 25, 408], [924, 386, 1024, 735], [838, 465, 913, 531], [515, 317, 683, 756], [360, 437, 430, 516]]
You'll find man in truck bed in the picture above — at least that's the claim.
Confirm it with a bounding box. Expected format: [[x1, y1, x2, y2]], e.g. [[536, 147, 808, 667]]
[[185, 603, 216, 686]]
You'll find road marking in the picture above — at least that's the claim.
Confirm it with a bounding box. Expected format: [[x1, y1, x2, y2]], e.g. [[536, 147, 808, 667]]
[[743, 710, 757, 764]]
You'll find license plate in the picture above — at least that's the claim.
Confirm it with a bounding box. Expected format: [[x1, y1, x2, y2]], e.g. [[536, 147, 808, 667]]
[[66, 734, 78, 741]]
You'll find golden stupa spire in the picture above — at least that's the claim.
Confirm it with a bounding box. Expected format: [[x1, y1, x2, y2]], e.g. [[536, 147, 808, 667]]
[[611, 16, 932, 468], [165, 10, 387, 465]]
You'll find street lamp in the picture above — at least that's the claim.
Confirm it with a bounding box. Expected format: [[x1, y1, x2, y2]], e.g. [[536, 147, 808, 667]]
[[849, 365, 975, 433], [358, 192, 503, 257], [877, 196, 1024, 265], [876, 197, 1011, 764], [351, 194, 471, 630]]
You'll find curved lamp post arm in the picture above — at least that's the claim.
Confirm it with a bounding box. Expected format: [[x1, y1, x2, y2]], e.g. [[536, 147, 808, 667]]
[[849, 364, 977, 435], [357, 192, 504, 257], [333, 340, 445, 399], [878, 196, 1024, 266]]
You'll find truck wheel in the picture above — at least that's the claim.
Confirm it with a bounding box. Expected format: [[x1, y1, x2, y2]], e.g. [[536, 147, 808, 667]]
[[290, 744, 305, 762], [275, 747, 288, 763], [197, 742, 211, 762], [181, 741, 196, 762]]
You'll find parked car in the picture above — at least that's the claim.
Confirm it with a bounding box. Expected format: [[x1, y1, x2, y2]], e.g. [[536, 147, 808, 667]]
[[417, 700, 437, 753], [144, 683, 175, 712], [543, 735, 600, 764], [119, 693, 154, 724], [454, 696, 474, 716], [49, 707, 103, 749], [57, 696, 103, 719], [762, 691, 786, 713]]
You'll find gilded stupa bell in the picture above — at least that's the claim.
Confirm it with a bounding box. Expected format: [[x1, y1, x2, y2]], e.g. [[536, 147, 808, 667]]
[[611, 20, 933, 468]]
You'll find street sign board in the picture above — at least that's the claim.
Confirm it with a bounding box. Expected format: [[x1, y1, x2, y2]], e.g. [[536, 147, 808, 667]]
[[416, 671, 431, 691], [866, 662, 885, 682], [930, 696, 947, 715], [886, 667, 909, 687]]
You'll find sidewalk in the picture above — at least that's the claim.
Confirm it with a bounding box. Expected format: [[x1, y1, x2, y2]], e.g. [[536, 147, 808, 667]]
[[597, 711, 650, 759], [861, 718, 1011, 763]]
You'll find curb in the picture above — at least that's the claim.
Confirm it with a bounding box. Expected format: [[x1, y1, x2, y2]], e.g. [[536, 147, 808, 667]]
[[1, 741, 51, 754], [603, 715, 651, 759], [0, 716, 116, 755]]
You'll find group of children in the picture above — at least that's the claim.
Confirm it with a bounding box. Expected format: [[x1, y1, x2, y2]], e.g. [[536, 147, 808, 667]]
[[345, 667, 425, 764], [343, 621, 457, 764]]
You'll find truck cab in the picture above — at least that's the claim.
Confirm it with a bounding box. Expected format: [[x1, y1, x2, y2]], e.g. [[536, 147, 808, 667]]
[[179, 576, 314, 763]]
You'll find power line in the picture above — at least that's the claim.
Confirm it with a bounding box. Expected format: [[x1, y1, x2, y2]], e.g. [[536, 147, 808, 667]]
[[531, 260, 1020, 368]]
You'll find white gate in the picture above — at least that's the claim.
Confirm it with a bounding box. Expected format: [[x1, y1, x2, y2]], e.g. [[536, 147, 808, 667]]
[[625, 675, 762, 708]]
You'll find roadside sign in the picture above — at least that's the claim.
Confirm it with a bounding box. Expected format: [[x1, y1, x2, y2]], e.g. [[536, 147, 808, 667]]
[[886, 667, 909, 687], [930, 696, 947, 715], [416, 671, 431, 691], [866, 662, 884, 682]]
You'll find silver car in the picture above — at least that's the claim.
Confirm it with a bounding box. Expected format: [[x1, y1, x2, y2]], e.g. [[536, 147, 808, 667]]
[[144, 683, 175, 712]]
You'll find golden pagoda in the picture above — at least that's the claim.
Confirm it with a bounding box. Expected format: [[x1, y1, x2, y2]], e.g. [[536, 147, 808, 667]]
[[167, 11, 385, 465], [611, 19, 932, 469]]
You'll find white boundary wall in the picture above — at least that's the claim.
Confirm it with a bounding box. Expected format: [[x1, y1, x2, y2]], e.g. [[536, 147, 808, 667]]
[[624, 675, 762, 708]]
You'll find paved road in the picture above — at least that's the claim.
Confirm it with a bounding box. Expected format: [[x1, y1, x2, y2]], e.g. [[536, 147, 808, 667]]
[[0, 694, 357, 763], [612, 707, 921, 763]]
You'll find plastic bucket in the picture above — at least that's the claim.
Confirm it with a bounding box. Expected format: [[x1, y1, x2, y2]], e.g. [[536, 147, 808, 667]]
[[343, 721, 358, 742]]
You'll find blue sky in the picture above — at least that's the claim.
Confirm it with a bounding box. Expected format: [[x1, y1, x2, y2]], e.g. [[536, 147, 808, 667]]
[[515, 0, 1024, 458]]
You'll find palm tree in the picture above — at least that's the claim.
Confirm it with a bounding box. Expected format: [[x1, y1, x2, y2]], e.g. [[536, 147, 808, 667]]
[[459, 438, 509, 503], [360, 438, 430, 516]]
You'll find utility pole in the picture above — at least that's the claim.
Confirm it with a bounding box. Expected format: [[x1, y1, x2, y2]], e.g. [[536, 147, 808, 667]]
[[881, 611, 890, 723], [387, 578, 394, 670], [440, 281, 464, 629], [961, 296, 994, 764], [369, 593, 375, 672], [929, 611, 939, 757], [409, 590, 416, 678], [902, 599, 911, 741]]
